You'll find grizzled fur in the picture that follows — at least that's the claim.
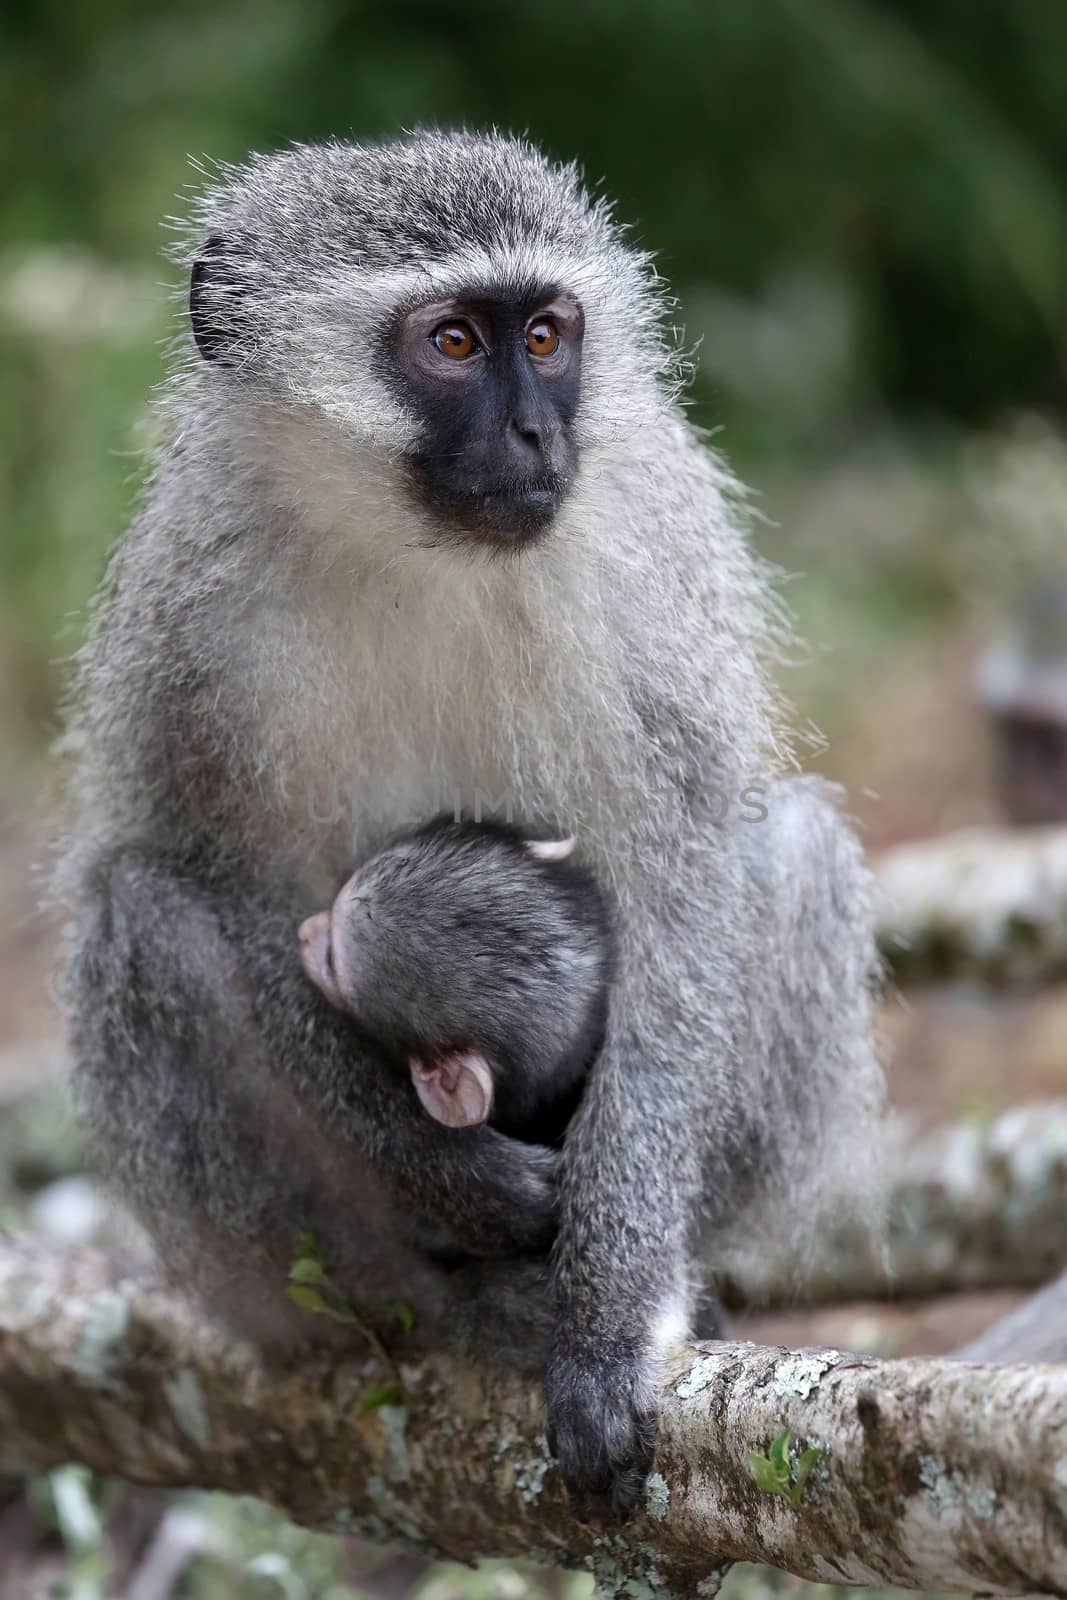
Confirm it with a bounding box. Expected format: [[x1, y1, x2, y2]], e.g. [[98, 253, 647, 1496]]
[[54, 131, 884, 1519], [315, 818, 613, 1147]]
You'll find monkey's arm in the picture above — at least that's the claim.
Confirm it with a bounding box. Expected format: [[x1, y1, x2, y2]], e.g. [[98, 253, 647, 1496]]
[[544, 778, 882, 1519], [544, 955, 730, 1520], [71, 847, 558, 1265]]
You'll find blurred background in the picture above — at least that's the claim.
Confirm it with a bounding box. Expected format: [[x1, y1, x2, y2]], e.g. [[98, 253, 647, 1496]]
[[1, 1, 1067, 1596]]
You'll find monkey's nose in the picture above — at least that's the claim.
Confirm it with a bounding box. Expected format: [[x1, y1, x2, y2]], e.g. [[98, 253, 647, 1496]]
[[508, 412, 553, 464], [299, 912, 344, 1011]]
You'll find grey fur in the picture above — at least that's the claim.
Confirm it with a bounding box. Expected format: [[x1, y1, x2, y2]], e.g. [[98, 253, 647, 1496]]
[[53, 131, 884, 1520]]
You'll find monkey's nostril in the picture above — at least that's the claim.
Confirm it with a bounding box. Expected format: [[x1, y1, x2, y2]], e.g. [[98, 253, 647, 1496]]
[[510, 415, 548, 458]]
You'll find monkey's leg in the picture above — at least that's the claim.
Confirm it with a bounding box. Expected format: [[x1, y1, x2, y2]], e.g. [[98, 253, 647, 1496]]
[[68, 848, 561, 1315], [735, 775, 884, 1244], [68, 847, 335, 1348], [544, 777, 881, 1520]]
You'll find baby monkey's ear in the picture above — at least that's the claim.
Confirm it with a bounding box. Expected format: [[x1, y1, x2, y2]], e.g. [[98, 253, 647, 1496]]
[[409, 1051, 494, 1128], [525, 836, 576, 863]]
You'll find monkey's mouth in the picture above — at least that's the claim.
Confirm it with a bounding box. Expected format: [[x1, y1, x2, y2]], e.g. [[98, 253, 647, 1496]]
[[410, 469, 570, 549], [468, 476, 566, 534]]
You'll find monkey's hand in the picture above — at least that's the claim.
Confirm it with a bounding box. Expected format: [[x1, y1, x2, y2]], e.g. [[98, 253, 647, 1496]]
[[543, 1340, 657, 1522], [425, 1130, 559, 1257]]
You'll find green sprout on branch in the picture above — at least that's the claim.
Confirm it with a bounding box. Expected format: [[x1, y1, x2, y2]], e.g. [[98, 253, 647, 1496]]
[[748, 1427, 821, 1507], [286, 1231, 413, 1409]]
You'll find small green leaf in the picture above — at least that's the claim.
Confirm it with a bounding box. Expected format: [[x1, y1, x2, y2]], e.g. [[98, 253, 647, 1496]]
[[326, 1304, 360, 1325], [768, 1427, 792, 1476], [289, 1257, 325, 1284], [288, 1282, 362, 1325], [748, 1430, 822, 1507], [747, 1452, 782, 1495], [361, 1383, 405, 1413], [287, 1284, 332, 1315], [296, 1230, 321, 1260]]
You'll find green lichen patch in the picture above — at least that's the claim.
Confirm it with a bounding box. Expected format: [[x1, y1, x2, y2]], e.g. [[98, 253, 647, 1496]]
[[365, 1474, 427, 1549], [918, 1456, 998, 1522], [586, 1537, 677, 1600], [515, 1433, 553, 1504], [771, 1352, 839, 1400], [675, 1354, 719, 1399], [71, 1291, 131, 1398], [644, 1472, 670, 1522], [162, 1366, 211, 1451], [377, 1402, 411, 1483]]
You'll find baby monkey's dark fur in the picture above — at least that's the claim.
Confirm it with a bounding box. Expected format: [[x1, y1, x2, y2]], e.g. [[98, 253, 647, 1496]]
[[299, 818, 614, 1147]]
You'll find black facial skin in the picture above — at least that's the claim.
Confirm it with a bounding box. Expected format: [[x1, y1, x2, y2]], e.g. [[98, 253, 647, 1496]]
[[389, 286, 584, 549]]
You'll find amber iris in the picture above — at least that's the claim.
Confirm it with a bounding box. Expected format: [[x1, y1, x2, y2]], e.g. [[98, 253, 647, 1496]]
[[526, 319, 560, 356], [432, 322, 476, 359]]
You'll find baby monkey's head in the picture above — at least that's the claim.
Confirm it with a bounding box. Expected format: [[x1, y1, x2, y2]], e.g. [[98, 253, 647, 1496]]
[[299, 818, 613, 1135]]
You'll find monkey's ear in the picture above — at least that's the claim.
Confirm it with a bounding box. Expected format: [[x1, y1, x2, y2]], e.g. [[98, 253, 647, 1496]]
[[525, 836, 576, 863], [189, 233, 240, 363], [409, 1051, 494, 1128]]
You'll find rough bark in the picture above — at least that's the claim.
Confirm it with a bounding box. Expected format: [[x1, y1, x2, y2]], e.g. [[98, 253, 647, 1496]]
[[1, 1237, 1065, 1598], [729, 1099, 1067, 1307], [875, 823, 1067, 984]]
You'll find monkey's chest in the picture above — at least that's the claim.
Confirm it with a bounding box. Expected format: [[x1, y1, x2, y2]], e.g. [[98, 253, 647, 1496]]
[[291, 643, 587, 869], [261, 569, 633, 884]]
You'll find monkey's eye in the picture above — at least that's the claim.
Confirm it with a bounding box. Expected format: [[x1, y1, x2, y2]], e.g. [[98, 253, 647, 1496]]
[[432, 321, 477, 360], [526, 319, 560, 357]]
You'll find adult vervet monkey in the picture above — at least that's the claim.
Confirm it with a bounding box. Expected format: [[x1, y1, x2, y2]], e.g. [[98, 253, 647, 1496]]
[[56, 132, 883, 1519]]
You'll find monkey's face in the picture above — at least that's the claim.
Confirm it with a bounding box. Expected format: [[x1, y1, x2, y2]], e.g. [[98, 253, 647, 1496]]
[[296, 827, 582, 1049], [184, 137, 670, 554], [388, 290, 584, 549]]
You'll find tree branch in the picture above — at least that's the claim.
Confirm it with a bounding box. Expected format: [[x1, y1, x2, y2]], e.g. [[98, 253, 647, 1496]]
[[875, 823, 1067, 984], [729, 1099, 1067, 1306], [1, 1237, 1065, 1597], [956, 1265, 1067, 1364]]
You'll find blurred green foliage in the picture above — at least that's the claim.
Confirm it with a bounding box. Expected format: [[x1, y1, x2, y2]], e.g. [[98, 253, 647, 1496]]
[[4, 0, 1066, 410], [1, 0, 1066, 728]]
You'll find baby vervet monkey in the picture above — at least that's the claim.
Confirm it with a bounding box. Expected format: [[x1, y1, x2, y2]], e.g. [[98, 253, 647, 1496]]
[[298, 818, 614, 1148]]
